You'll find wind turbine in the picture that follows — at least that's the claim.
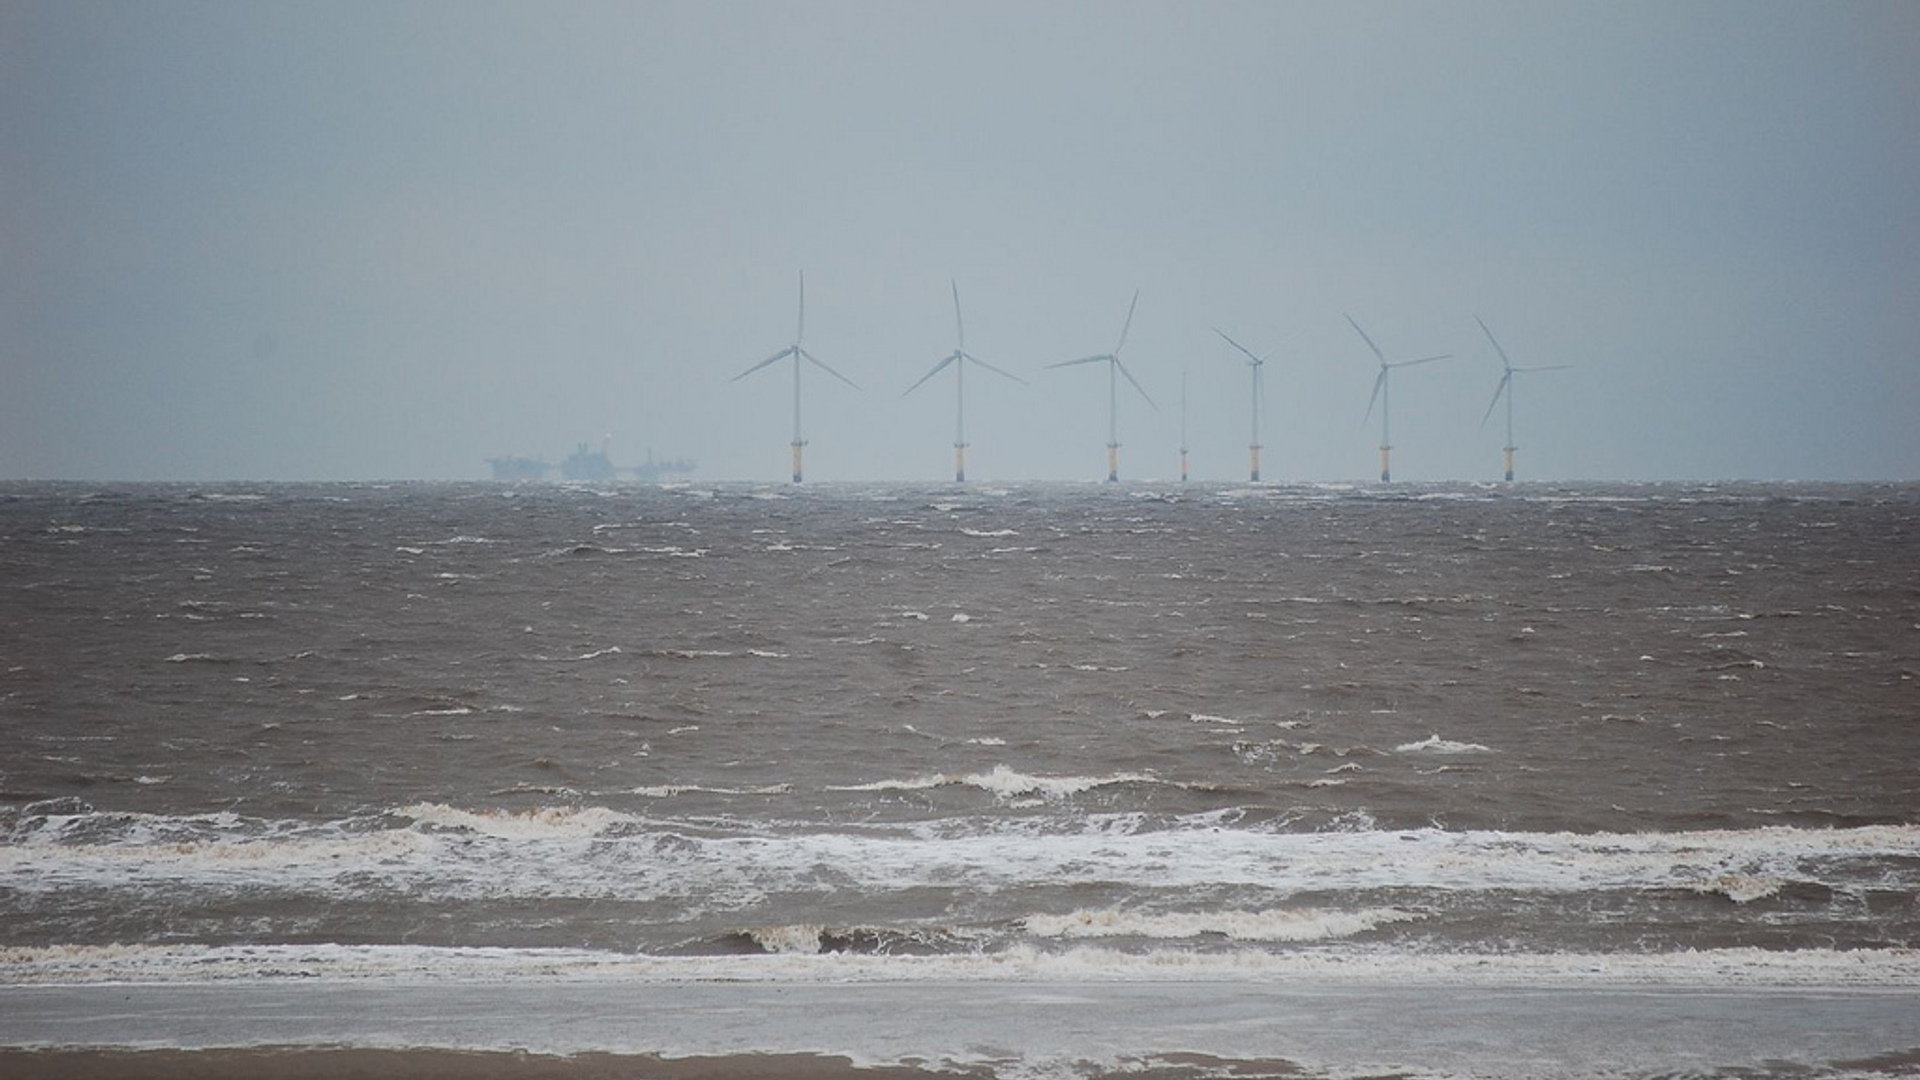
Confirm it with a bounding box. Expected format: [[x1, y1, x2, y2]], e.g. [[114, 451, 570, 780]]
[[730, 271, 860, 483], [1476, 316, 1569, 481], [1213, 328, 1274, 482], [903, 281, 1027, 482], [1347, 314, 1450, 483], [1047, 290, 1156, 482]]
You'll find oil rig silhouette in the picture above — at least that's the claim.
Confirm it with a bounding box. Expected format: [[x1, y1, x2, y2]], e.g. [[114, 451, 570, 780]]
[[487, 437, 694, 482]]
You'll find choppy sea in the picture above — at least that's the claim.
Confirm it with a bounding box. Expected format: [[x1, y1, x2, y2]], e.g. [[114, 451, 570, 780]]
[[2, 480, 1916, 1077]]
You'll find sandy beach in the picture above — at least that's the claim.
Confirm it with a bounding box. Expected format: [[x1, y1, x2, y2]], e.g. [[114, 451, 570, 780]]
[[5, 980, 1919, 1079], [0, 1049, 1034, 1080]]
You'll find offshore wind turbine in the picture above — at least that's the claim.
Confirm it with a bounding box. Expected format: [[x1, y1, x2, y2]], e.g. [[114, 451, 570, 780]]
[[1047, 290, 1156, 483], [903, 280, 1027, 482], [1347, 314, 1450, 483], [729, 271, 860, 483], [1477, 316, 1569, 481], [1213, 328, 1274, 481]]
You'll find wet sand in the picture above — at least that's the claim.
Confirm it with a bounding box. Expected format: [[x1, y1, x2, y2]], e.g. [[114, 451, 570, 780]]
[[4, 981, 1918, 1079], [0, 1048, 1023, 1080]]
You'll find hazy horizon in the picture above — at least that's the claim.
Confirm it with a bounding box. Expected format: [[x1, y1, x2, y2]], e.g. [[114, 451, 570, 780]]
[[6, 1, 1917, 484]]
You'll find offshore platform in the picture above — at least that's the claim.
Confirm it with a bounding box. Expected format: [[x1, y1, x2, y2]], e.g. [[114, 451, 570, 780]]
[[486, 438, 694, 482]]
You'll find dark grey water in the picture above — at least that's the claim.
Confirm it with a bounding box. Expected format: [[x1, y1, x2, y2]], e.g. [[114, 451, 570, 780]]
[[3, 480, 1917, 1075]]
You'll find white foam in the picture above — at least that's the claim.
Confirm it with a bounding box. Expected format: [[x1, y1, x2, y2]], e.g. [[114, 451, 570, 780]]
[[961, 528, 1019, 537], [1023, 906, 1425, 942], [829, 765, 1157, 802], [1395, 734, 1495, 754], [5, 811, 1913, 923], [629, 783, 791, 798], [1698, 873, 1785, 903], [396, 803, 635, 840], [748, 925, 827, 954], [3, 942, 1915, 988]]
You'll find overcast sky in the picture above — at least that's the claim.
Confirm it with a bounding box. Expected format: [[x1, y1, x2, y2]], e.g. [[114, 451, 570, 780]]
[[4, 0, 1917, 483]]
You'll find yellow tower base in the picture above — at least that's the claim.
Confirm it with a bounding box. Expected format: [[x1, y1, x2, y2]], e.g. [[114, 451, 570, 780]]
[[1379, 447, 1392, 483], [1249, 446, 1261, 482], [1503, 447, 1515, 482], [1180, 450, 1188, 483], [1106, 443, 1120, 483], [791, 442, 804, 485], [954, 444, 967, 484]]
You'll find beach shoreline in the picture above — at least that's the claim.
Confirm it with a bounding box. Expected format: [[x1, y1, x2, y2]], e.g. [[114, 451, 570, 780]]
[[5, 981, 1918, 1079]]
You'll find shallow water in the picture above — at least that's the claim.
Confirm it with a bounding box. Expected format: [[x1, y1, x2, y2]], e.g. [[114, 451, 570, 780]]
[[3, 480, 1917, 1074]]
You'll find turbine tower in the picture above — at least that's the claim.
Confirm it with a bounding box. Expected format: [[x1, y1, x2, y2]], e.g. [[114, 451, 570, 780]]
[[1346, 314, 1450, 483], [903, 281, 1027, 482], [1047, 290, 1156, 482], [1213, 328, 1274, 482], [1477, 316, 1569, 481], [730, 271, 860, 483], [1178, 369, 1189, 483]]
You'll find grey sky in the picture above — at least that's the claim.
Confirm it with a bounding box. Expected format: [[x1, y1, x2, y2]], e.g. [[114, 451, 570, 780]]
[[4, 0, 1917, 482]]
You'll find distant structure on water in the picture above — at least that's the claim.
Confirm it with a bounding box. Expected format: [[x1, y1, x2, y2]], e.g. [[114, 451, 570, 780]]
[[486, 438, 694, 482]]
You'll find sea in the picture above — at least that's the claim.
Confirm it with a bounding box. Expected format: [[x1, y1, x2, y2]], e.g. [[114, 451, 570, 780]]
[[2, 479, 1917, 1078]]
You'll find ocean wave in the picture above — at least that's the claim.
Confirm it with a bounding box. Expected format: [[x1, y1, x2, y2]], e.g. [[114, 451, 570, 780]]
[[5, 804, 1914, 913], [828, 764, 1161, 801], [396, 803, 636, 839], [713, 924, 981, 956], [1394, 734, 1495, 754], [3, 941, 1915, 988], [1022, 906, 1425, 942]]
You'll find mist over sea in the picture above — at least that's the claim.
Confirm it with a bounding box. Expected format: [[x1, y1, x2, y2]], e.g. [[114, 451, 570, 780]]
[[3, 480, 1917, 1077]]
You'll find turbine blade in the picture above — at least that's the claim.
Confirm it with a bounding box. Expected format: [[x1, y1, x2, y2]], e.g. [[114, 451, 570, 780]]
[[1114, 289, 1139, 355], [1047, 353, 1115, 369], [798, 347, 860, 390], [1345, 314, 1386, 364], [951, 279, 965, 350], [1392, 353, 1452, 368], [797, 271, 806, 343], [961, 351, 1028, 384], [1363, 368, 1386, 423], [1480, 371, 1511, 427], [1212, 327, 1262, 366], [1114, 357, 1157, 411], [902, 353, 958, 397], [1475, 315, 1512, 370], [731, 346, 794, 382]]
